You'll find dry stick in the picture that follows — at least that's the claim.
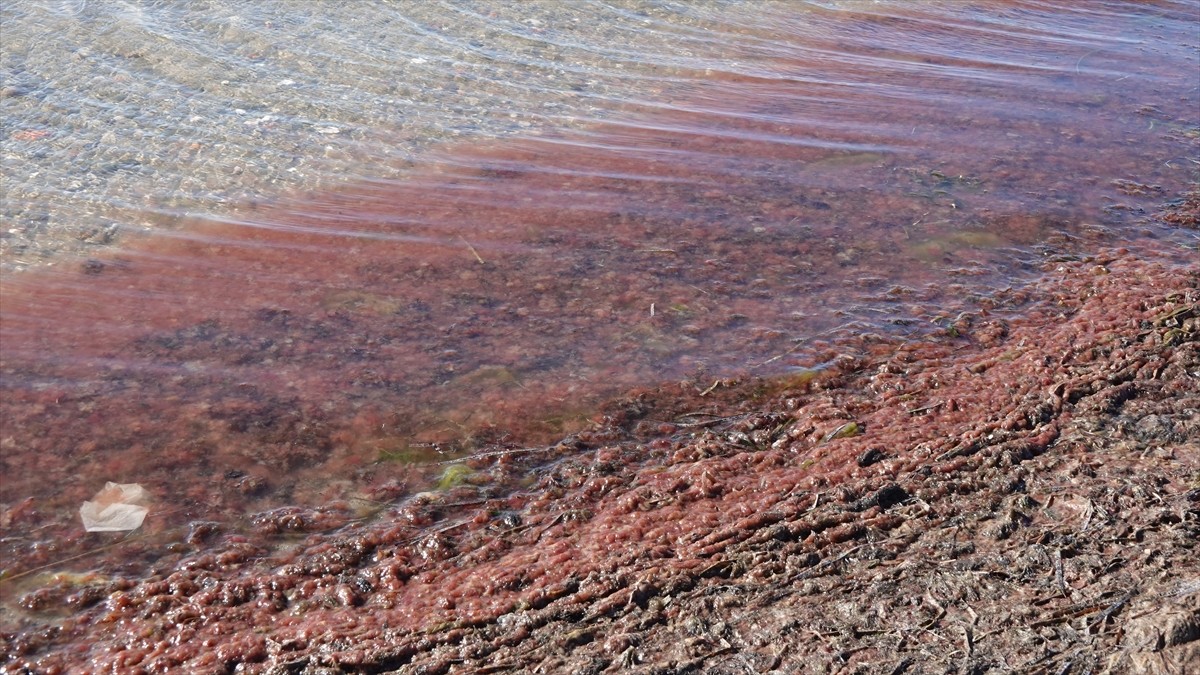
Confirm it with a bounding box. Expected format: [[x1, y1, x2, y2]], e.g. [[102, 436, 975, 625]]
[[1089, 590, 1134, 634], [440, 499, 491, 509], [476, 663, 519, 674], [400, 519, 470, 549], [348, 495, 395, 507], [1028, 602, 1109, 628], [1054, 549, 1069, 598], [1, 532, 149, 584], [534, 512, 571, 542], [675, 411, 727, 419], [756, 320, 862, 368], [758, 340, 808, 367], [505, 510, 576, 542], [921, 593, 948, 630], [460, 236, 485, 264], [674, 411, 765, 429], [430, 445, 557, 466], [906, 401, 944, 415], [790, 543, 868, 582]]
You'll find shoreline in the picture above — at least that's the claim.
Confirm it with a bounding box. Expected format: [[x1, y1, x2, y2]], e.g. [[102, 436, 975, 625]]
[[3, 232, 1196, 672], [2, 3, 1197, 669]]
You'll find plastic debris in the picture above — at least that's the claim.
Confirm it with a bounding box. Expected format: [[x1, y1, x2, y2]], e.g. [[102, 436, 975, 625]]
[[79, 482, 150, 532]]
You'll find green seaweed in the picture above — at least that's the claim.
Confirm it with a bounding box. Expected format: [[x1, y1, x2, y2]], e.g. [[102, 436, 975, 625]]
[[823, 421, 861, 442], [377, 446, 426, 463], [437, 463, 474, 490], [782, 366, 825, 388]]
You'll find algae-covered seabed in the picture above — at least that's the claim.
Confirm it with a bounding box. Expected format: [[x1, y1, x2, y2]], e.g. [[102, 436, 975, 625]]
[[2, 1, 1199, 672], [4, 216, 1197, 674]]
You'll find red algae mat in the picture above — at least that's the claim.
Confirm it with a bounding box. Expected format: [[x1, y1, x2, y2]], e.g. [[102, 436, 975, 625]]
[[2, 1, 1196, 574], [2, 241, 1196, 673]]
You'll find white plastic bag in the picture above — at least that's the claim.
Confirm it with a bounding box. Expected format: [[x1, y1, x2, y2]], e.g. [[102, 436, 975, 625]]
[[80, 482, 150, 532]]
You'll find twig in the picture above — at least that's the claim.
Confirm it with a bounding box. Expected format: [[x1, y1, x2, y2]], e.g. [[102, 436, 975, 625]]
[[906, 401, 944, 415], [1029, 602, 1108, 628], [791, 543, 867, 581], [401, 519, 470, 548], [1054, 548, 1068, 598], [1088, 590, 1134, 633], [430, 445, 555, 466], [758, 341, 807, 367], [1, 532, 148, 584], [755, 320, 863, 368], [476, 663, 518, 674], [921, 593, 947, 630], [459, 236, 485, 264]]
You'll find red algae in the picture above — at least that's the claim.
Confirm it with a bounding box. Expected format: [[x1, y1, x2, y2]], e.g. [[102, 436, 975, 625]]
[[3, 244, 1195, 673]]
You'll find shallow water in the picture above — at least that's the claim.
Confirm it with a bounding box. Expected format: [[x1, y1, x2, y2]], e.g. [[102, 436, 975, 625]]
[[1, 0, 1197, 615], [1, 0, 781, 267]]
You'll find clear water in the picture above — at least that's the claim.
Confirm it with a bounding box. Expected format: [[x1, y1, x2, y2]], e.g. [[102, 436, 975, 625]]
[[2, 0, 795, 266], [1, 0, 1197, 608]]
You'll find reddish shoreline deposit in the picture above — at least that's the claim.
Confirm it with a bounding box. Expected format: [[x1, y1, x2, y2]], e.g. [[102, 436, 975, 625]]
[[4, 0, 1196, 593], [3, 239, 1196, 673]]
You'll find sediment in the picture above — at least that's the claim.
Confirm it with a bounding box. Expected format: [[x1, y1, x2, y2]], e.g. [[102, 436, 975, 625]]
[[2, 238, 1196, 673]]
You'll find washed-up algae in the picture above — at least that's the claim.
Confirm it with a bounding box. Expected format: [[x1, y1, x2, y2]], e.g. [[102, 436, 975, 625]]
[[3, 235, 1196, 673]]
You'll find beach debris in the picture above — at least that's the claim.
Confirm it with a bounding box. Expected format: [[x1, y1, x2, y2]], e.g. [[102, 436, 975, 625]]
[[79, 482, 150, 532], [823, 421, 862, 442]]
